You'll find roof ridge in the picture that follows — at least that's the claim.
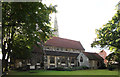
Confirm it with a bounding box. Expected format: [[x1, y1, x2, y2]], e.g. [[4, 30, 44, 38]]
[[53, 37, 80, 43], [83, 52, 97, 54]]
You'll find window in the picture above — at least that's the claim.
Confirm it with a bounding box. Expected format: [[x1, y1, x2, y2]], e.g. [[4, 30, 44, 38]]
[[46, 47, 49, 49], [57, 48, 59, 50], [97, 62, 99, 66], [71, 57, 74, 63], [73, 49, 75, 52], [61, 48, 63, 51], [80, 56, 83, 62], [78, 62, 80, 66], [66, 49, 68, 51], [61, 57, 66, 63], [50, 56, 55, 63]]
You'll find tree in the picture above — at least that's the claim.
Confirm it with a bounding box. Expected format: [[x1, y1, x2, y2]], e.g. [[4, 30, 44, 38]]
[[2, 2, 56, 73], [106, 52, 119, 65], [91, 8, 120, 63]]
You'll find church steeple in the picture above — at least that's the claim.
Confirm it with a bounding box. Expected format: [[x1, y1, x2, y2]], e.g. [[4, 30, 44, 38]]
[[53, 14, 59, 37]]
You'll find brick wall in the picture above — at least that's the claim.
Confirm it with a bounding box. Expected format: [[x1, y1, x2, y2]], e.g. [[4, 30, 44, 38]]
[[98, 50, 107, 64]]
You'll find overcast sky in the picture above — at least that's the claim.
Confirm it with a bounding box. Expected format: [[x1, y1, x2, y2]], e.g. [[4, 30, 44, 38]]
[[0, 0, 119, 59], [44, 0, 120, 55]]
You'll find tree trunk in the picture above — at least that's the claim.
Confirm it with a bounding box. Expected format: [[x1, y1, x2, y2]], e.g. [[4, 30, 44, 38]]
[[2, 43, 7, 73], [2, 26, 14, 74], [41, 53, 44, 69]]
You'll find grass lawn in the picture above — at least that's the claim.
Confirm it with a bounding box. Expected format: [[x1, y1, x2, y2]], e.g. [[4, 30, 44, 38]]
[[8, 69, 118, 75]]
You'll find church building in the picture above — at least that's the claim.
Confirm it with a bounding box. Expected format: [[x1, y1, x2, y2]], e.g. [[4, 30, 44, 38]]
[[41, 15, 104, 69], [12, 14, 104, 70]]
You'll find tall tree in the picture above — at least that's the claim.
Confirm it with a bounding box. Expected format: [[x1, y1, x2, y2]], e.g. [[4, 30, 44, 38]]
[[91, 8, 120, 63], [2, 2, 56, 73]]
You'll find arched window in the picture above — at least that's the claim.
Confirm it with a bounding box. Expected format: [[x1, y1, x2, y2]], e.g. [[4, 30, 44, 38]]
[[80, 56, 83, 62], [78, 62, 80, 66], [71, 57, 74, 63], [97, 62, 99, 66]]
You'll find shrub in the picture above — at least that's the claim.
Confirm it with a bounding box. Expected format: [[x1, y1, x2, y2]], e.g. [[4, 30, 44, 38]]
[[47, 66, 89, 71], [72, 67, 83, 70], [98, 63, 107, 69], [81, 66, 89, 70], [47, 67, 65, 71], [64, 67, 73, 71], [107, 65, 116, 71], [16, 65, 29, 71], [55, 67, 65, 71]]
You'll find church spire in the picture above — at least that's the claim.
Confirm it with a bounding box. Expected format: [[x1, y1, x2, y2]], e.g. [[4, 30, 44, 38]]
[[53, 14, 59, 37]]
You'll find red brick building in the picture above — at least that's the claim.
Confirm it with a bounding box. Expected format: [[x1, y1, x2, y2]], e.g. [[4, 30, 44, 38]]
[[98, 50, 107, 65]]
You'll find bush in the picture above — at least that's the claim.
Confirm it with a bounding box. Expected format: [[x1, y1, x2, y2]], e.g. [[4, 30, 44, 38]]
[[47, 66, 89, 71], [98, 63, 107, 69], [55, 67, 65, 71], [81, 66, 89, 70], [47, 67, 65, 71], [55, 67, 73, 71], [16, 65, 29, 71], [64, 67, 73, 71], [107, 65, 116, 71], [72, 67, 83, 70]]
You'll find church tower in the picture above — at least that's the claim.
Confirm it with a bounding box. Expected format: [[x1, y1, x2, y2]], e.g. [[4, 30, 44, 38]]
[[53, 14, 59, 37]]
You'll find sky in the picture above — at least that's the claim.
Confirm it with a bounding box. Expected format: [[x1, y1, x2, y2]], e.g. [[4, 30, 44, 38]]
[[0, 0, 119, 59], [44, 0, 120, 55]]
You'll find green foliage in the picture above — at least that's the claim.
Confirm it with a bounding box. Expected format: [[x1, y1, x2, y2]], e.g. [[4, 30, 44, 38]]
[[106, 52, 120, 63], [2, 2, 56, 72], [98, 62, 106, 69], [91, 10, 120, 63], [48, 66, 89, 71], [107, 65, 116, 71]]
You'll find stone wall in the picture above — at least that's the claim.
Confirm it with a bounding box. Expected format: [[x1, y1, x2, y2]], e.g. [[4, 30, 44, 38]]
[[89, 60, 98, 69]]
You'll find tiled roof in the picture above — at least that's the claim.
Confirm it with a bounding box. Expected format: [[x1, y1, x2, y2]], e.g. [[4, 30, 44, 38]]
[[83, 52, 103, 61], [44, 37, 85, 50], [45, 50, 79, 57]]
